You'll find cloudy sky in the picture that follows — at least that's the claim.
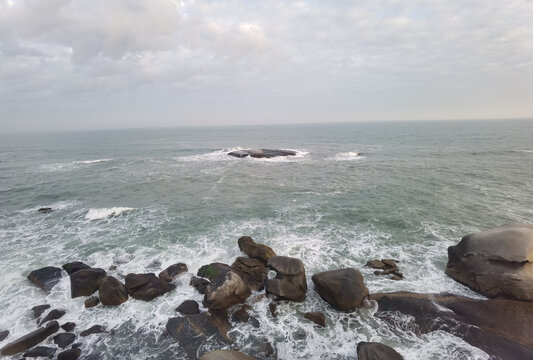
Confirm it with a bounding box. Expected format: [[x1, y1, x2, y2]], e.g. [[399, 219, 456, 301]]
[[1, 0, 532, 132]]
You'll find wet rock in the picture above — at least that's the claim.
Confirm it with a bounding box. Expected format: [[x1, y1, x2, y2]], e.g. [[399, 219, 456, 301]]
[[28, 267, 63, 293], [445, 223, 533, 301], [0, 321, 59, 356], [238, 236, 276, 265], [303, 312, 326, 327], [99, 276, 128, 306], [197, 263, 232, 281], [60, 322, 76, 332], [232, 307, 250, 323], [70, 268, 106, 298], [190, 276, 210, 294], [367, 258, 403, 280], [31, 305, 50, 319], [227, 150, 250, 158], [370, 292, 533, 360], [265, 256, 307, 302], [200, 350, 257, 360], [38, 207, 53, 213], [357, 342, 404, 360], [80, 325, 105, 337], [84, 297, 99, 308], [268, 302, 277, 317], [39, 309, 66, 325], [108, 265, 117, 271], [23, 346, 57, 358], [0, 330, 8, 341], [57, 348, 81, 360], [176, 300, 200, 315], [365, 260, 386, 269], [231, 257, 268, 291], [159, 263, 188, 282], [53, 333, 76, 349], [204, 271, 251, 310], [62, 262, 91, 275], [228, 149, 297, 159], [312, 268, 368, 311], [125, 273, 175, 301]]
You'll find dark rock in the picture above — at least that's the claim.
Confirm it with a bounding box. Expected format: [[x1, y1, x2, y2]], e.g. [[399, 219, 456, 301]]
[[204, 271, 251, 310], [268, 302, 277, 317], [99, 276, 128, 306], [0, 321, 59, 356], [38, 207, 53, 213], [108, 265, 117, 271], [31, 305, 50, 319], [200, 350, 257, 360], [312, 268, 368, 311], [84, 297, 99, 308], [53, 333, 76, 348], [232, 307, 250, 323], [190, 276, 210, 294], [238, 236, 276, 265], [70, 268, 106, 298], [125, 273, 175, 301], [365, 260, 386, 269], [197, 263, 232, 281], [367, 259, 402, 280], [28, 267, 63, 293], [23, 346, 57, 358], [446, 223, 533, 301], [159, 263, 188, 282], [57, 348, 81, 360], [39, 309, 65, 325], [62, 262, 91, 275], [357, 342, 404, 360], [303, 312, 326, 327], [228, 149, 297, 159], [60, 322, 76, 332], [370, 292, 533, 360], [227, 150, 250, 158], [80, 325, 105, 337], [0, 330, 8, 341], [176, 300, 200, 315], [265, 256, 307, 302], [231, 257, 267, 291]]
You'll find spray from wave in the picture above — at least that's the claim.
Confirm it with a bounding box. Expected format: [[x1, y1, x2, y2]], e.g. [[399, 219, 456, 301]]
[[85, 207, 135, 220]]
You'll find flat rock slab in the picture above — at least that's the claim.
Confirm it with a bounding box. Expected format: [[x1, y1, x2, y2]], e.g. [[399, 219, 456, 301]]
[[28, 267, 63, 293], [228, 149, 297, 159], [357, 342, 404, 360], [0, 321, 59, 356], [312, 268, 368, 311]]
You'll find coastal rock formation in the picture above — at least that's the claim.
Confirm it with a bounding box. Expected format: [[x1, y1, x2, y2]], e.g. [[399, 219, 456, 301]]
[[176, 300, 200, 315], [37, 207, 53, 213], [70, 268, 106, 298], [370, 292, 533, 360], [62, 262, 91, 275], [357, 342, 404, 360], [303, 312, 326, 327], [204, 271, 251, 310], [28, 266, 63, 293], [197, 263, 232, 281], [31, 304, 51, 319], [312, 268, 368, 311], [57, 348, 81, 360], [445, 223, 533, 301], [60, 322, 76, 332], [238, 237, 276, 265], [80, 325, 105, 337], [98, 276, 128, 306], [84, 297, 99, 308], [125, 273, 175, 301], [53, 333, 76, 348], [190, 276, 210, 294], [38, 309, 65, 325], [23, 346, 57, 358], [0, 321, 59, 356], [200, 350, 257, 360], [228, 149, 297, 159], [265, 256, 307, 302], [159, 263, 188, 282], [231, 257, 268, 291], [366, 259, 403, 280]]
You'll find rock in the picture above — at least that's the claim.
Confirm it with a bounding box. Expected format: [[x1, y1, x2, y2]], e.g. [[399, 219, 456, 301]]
[[84, 297, 99, 308], [227, 150, 251, 158], [80, 325, 105, 337], [303, 312, 326, 327], [38, 207, 53, 213], [99, 276, 128, 306], [60, 322, 76, 332], [365, 260, 386, 269], [28, 267, 63, 293], [125, 273, 175, 301], [190, 276, 210, 294], [231, 257, 268, 291], [228, 149, 297, 159], [70, 268, 106, 298], [238, 236, 276, 265], [232, 307, 250, 323], [23, 346, 57, 357], [445, 223, 533, 301], [62, 262, 91, 275], [0, 321, 59, 356], [366, 259, 402, 280], [370, 292, 533, 360], [200, 350, 257, 360], [312, 268, 368, 311], [159, 263, 188, 282], [0, 330, 8, 341], [38, 309, 66, 325], [268, 302, 277, 317], [53, 333, 76, 348], [204, 271, 251, 310], [57, 348, 81, 360], [197, 263, 232, 281], [31, 304, 50, 319], [357, 342, 404, 360], [108, 265, 117, 271], [176, 300, 200, 315], [265, 256, 307, 302]]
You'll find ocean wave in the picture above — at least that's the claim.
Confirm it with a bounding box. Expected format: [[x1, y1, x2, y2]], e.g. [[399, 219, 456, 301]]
[[85, 207, 135, 220], [330, 151, 364, 161], [40, 159, 113, 172], [74, 158, 113, 165]]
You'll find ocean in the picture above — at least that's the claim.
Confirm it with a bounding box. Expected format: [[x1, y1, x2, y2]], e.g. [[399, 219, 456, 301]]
[[0, 119, 532, 359]]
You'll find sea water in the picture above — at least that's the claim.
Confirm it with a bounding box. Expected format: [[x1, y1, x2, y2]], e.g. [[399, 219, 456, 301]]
[[0, 120, 532, 359]]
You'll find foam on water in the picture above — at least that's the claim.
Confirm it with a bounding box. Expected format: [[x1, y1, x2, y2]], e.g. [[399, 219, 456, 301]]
[[85, 207, 136, 220], [40, 159, 113, 172], [74, 158, 113, 164], [330, 151, 364, 161]]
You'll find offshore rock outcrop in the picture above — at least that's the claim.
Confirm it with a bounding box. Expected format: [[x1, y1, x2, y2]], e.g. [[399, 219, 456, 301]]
[[70, 268, 106, 298], [228, 149, 296, 159]]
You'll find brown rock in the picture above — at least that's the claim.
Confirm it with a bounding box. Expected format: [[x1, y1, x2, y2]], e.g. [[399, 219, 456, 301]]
[[190, 276, 210, 294], [70, 268, 106, 298], [0, 321, 59, 356], [197, 263, 231, 281], [99, 276, 128, 306], [53, 333, 76, 348], [303, 312, 326, 327], [159, 263, 188, 282], [80, 325, 105, 337], [62, 262, 91, 275], [125, 273, 175, 301], [238, 236, 276, 265], [204, 271, 251, 310], [84, 297, 99, 308], [60, 322, 76, 332], [232, 307, 250, 323], [231, 257, 267, 291], [265, 256, 307, 302], [357, 342, 404, 360], [57, 348, 81, 360], [31, 304, 50, 319], [365, 260, 386, 269], [200, 350, 257, 360], [312, 268, 368, 311], [176, 300, 200, 315], [38, 309, 65, 325]]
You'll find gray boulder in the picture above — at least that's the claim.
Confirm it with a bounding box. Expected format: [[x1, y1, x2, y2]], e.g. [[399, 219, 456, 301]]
[[312, 268, 368, 311], [265, 256, 307, 302], [28, 267, 63, 293]]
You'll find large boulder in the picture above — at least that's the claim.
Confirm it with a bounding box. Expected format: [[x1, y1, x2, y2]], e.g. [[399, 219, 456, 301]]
[[159, 263, 188, 282], [57, 348, 82, 360], [31, 304, 50, 319], [28, 267, 63, 293], [445, 223, 533, 301], [190, 276, 210, 294], [23, 346, 57, 358], [125, 273, 175, 301], [98, 276, 128, 306], [228, 149, 296, 159], [0, 321, 59, 356], [312, 268, 368, 311], [204, 271, 251, 310], [357, 342, 404, 360], [70, 268, 106, 298], [231, 257, 268, 291], [238, 237, 276, 265], [200, 350, 257, 360], [265, 256, 307, 302], [176, 300, 200, 315], [197, 263, 232, 281], [62, 262, 91, 275], [370, 292, 533, 360]]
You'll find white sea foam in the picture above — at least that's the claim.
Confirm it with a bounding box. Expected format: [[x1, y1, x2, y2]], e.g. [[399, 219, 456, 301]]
[[85, 207, 135, 220], [330, 151, 364, 161], [74, 158, 113, 164], [40, 158, 113, 172]]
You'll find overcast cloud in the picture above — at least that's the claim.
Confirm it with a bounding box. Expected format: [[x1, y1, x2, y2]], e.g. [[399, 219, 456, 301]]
[[1, 0, 532, 131]]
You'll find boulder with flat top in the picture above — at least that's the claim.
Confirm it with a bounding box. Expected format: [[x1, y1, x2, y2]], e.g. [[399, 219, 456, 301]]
[[70, 268, 106, 298], [204, 271, 251, 310], [28, 267, 63, 293], [125, 273, 175, 301], [312, 268, 368, 311], [265, 256, 307, 302], [231, 257, 268, 291]]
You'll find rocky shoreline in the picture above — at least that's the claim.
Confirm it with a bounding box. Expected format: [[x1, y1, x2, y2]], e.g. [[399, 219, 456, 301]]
[[1, 224, 532, 359]]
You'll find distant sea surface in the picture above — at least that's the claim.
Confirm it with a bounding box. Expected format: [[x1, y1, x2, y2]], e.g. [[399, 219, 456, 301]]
[[1, 120, 532, 359]]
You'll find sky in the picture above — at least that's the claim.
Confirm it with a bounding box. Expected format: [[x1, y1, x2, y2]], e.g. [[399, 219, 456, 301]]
[[0, 0, 532, 132]]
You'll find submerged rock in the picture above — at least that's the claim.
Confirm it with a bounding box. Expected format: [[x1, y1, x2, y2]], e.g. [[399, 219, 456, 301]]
[[204, 271, 251, 310], [200, 350, 257, 360], [312, 268, 368, 311], [125, 273, 175, 301], [303, 312, 326, 327], [231, 257, 268, 291], [57, 348, 81, 360], [23, 346, 57, 358], [62, 261, 91, 275], [238, 236, 276, 265], [99, 276, 128, 306], [265, 256, 307, 302], [159, 263, 188, 282], [357, 342, 404, 360], [38, 309, 65, 325], [28, 266, 63, 293], [0, 321, 59, 356], [70, 268, 106, 298], [176, 300, 200, 315], [445, 223, 533, 301]]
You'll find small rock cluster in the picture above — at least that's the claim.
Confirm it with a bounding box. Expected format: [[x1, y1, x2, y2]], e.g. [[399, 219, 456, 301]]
[[365, 258, 403, 280]]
